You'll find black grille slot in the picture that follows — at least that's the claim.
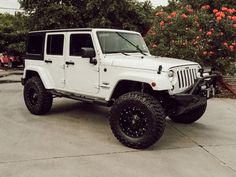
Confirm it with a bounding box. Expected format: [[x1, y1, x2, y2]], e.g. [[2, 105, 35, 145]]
[[180, 70, 184, 88], [177, 71, 181, 88], [183, 70, 187, 87], [189, 69, 193, 85], [186, 70, 190, 86]]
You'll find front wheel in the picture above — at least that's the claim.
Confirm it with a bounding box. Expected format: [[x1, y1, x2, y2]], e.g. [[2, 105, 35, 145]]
[[169, 103, 207, 124], [24, 76, 53, 115], [110, 92, 166, 149]]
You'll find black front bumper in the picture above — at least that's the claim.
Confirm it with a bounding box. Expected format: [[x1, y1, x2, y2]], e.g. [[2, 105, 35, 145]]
[[170, 74, 219, 116]]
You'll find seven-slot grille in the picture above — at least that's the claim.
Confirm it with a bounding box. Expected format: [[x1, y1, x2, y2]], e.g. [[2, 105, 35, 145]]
[[169, 65, 200, 95], [176, 68, 198, 89]]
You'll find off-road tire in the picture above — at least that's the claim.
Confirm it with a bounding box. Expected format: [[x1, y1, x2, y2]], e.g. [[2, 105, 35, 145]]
[[24, 76, 53, 115], [169, 103, 207, 124], [110, 92, 166, 149]]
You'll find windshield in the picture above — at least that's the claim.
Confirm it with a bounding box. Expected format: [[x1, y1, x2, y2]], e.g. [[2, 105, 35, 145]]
[[97, 31, 149, 54]]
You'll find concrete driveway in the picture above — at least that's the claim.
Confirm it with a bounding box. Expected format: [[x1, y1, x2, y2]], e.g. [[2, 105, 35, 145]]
[[0, 75, 236, 177]]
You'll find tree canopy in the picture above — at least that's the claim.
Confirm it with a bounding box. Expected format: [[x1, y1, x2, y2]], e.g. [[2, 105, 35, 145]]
[[0, 0, 235, 74], [0, 13, 28, 56], [145, 0, 236, 74], [18, 0, 154, 34]]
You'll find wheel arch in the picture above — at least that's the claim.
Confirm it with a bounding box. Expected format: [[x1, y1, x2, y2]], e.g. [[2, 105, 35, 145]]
[[109, 80, 153, 100], [106, 73, 172, 101], [23, 68, 54, 89]]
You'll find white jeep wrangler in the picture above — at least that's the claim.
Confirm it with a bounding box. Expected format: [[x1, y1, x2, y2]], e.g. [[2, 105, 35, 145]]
[[22, 28, 218, 149]]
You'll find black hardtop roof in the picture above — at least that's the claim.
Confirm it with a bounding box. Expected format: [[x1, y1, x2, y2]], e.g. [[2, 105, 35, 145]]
[[28, 28, 139, 35], [29, 28, 93, 34]]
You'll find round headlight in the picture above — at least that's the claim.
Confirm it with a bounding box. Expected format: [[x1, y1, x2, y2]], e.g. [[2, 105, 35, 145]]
[[168, 70, 174, 82], [168, 70, 174, 78]]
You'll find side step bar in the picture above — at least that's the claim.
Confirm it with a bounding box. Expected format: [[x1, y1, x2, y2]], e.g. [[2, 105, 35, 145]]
[[49, 90, 113, 107]]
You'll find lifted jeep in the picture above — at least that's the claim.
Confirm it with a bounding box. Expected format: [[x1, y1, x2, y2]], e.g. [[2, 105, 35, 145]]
[[22, 28, 218, 149]]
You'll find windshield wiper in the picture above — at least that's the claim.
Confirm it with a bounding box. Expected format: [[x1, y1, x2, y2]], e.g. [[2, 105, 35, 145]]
[[116, 32, 147, 56], [121, 52, 130, 56], [105, 51, 130, 56]]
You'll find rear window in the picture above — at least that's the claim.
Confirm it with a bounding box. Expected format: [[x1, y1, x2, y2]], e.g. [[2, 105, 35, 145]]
[[27, 35, 44, 55], [46, 34, 64, 55]]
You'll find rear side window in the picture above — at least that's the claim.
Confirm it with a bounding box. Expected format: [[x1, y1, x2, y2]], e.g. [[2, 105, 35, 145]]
[[70, 34, 94, 56], [27, 35, 44, 55], [47, 34, 64, 55]]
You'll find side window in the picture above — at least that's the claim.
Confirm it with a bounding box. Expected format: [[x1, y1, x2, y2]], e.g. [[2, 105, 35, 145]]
[[47, 34, 64, 55], [70, 34, 94, 56], [27, 35, 44, 55]]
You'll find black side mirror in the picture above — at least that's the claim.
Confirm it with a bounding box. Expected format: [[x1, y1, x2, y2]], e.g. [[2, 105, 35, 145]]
[[81, 47, 97, 65]]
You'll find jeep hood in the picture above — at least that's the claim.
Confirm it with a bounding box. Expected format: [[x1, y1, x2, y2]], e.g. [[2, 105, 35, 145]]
[[108, 54, 199, 71]]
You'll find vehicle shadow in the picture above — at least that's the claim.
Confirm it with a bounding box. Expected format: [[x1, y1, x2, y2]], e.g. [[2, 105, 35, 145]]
[[46, 99, 220, 151], [49, 99, 110, 120]]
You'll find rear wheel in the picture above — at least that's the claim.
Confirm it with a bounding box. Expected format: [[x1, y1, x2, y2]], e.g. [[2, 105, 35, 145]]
[[24, 76, 53, 115], [169, 103, 207, 124], [110, 92, 166, 149]]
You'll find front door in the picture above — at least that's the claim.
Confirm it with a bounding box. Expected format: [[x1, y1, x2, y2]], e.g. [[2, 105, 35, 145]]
[[65, 32, 99, 94], [44, 33, 65, 89]]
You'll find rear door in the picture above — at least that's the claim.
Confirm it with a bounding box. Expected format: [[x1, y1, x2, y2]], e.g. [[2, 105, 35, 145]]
[[44, 33, 65, 89]]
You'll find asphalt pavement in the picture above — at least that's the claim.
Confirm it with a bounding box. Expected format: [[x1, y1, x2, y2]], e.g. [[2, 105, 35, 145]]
[[0, 74, 236, 177]]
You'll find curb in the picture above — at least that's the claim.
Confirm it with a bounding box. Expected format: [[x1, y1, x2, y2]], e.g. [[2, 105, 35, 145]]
[[0, 72, 23, 78]]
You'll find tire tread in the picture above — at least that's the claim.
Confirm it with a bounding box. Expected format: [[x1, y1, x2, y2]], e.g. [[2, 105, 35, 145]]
[[110, 92, 166, 149], [24, 76, 53, 115]]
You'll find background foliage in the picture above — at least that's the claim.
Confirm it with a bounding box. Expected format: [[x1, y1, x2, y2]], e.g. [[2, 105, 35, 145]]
[[0, 0, 235, 74], [0, 13, 28, 56], [18, 0, 153, 34], [145, 0, 236, 74]]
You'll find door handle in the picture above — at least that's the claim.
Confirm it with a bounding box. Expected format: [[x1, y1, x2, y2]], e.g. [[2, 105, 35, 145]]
[[45, 60, 52, 63], [65, 61, 75, 65]]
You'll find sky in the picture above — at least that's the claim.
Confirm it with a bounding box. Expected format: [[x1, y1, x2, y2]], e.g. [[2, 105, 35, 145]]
[[139, 0, 169, 6], [0, 0, 169, 14]]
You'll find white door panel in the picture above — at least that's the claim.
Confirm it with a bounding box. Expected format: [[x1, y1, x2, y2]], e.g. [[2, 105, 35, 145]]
[[44, 33, 66, 89], [65, 32, 99, 94], [65, 56, 99, 93]]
